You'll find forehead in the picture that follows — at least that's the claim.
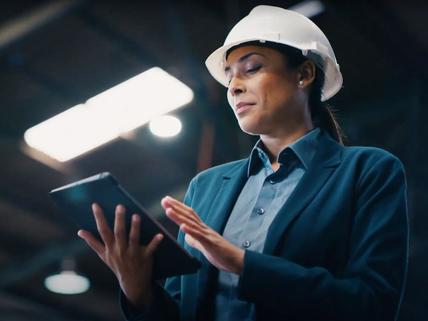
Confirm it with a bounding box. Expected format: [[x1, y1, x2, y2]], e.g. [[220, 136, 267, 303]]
[[225, 45, 283, 66]]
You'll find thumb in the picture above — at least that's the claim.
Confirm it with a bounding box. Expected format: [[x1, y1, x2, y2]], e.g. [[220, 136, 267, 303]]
[[184, 233, 200, 250], [145, 234, 164, 257]]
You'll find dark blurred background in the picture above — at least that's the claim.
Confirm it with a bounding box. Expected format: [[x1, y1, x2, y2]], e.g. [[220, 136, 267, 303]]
[[0, 0, 426, 320]]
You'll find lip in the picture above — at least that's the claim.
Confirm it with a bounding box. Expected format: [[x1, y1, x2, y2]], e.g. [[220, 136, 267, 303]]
[[235, 102, 255, 114]]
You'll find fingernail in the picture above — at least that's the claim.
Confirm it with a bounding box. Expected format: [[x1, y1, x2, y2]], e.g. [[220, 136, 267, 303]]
[[157, 234, 164, 240]]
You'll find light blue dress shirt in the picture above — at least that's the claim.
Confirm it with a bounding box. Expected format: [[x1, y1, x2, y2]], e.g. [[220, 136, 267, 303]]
[[215, 128, 321, 321]]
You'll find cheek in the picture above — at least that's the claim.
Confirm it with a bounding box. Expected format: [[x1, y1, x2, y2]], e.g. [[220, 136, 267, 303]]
[[252, 75, 294, 108], [247, 76, 271, 104]]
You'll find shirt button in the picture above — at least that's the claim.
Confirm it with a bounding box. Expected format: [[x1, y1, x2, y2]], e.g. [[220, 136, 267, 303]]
[[256, 207, 265, 215], [269, 179, 275, 184], [242, 240, 251, 248]]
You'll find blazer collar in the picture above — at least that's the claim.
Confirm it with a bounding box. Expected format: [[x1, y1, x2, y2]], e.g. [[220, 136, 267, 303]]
[[248, 127, 321, 176], [204, 159, 249, 232], [263, 131, 342, 254], [203, 130, 342, 238]]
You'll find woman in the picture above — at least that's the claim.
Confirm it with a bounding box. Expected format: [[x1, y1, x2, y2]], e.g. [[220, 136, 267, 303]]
[[78, 5, 408, 321]]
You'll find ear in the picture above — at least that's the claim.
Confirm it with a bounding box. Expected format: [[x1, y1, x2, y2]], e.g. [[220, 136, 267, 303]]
[[297, 60, 316, 88]]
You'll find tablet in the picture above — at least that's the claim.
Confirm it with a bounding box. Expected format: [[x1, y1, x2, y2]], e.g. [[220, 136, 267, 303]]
[[49, 172, 200, 279]]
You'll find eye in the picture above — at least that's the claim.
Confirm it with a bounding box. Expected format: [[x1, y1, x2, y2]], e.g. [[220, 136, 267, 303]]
[[246, 65, 261, 74]]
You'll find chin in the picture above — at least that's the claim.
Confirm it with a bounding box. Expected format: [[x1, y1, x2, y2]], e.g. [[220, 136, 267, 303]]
[[237, 118, 264, 136]]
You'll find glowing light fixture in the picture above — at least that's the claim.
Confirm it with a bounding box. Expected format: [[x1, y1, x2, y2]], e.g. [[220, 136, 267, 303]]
[[149, 115, 182, 137], [44, 258, 90, 295], [24, 67, 194, 162], [289, 0, 325, 18], [44, 270, 90, 295]]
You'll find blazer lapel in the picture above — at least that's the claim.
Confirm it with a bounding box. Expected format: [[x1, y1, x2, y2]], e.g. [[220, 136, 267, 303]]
[[196, 160, 248, 320], [203, 161, 249, 233], [263, 133, 342, 255]]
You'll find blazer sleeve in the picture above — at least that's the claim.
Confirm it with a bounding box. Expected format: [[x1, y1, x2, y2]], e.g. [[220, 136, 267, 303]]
[[237, 153, 409, 321], [120, 178, 197, 321]]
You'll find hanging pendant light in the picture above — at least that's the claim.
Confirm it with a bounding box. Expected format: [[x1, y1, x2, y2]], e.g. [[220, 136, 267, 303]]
[[44, 257, 90, 295]]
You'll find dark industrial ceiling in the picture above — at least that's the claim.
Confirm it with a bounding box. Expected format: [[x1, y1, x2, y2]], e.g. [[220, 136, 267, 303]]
[[0, 0, 427, 320]]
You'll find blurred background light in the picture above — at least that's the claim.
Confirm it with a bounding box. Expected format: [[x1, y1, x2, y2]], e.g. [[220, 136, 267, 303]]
[[288, 0, 325, 18], [44, 270, 90, 295], [149, 115, 182, 137], [23, 67, 194, 162], [44, 258, 90, 295]]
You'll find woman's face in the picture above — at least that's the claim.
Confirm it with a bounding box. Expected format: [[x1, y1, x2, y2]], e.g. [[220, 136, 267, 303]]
[[225, 45, 308, 136]]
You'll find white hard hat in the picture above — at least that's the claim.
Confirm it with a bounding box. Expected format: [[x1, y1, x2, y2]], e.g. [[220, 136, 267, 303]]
[[205, 5, 343, 101]]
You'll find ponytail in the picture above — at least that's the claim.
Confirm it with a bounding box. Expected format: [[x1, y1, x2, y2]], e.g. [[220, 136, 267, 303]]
[[309, 67, 344, 145]]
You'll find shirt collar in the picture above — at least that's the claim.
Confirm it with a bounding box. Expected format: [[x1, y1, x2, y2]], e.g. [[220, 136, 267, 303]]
[[247, 127, 321, 177]]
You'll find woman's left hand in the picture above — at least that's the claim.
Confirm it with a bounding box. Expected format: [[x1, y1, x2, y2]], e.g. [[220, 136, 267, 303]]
[[161, 196, 244, 275]]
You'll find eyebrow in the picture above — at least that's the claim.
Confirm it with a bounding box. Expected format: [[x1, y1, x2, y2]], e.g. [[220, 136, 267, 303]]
[[224, 52, 265, 73]]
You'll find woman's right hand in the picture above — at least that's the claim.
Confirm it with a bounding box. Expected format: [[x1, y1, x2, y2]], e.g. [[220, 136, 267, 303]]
[[77, 203, 163, 308]]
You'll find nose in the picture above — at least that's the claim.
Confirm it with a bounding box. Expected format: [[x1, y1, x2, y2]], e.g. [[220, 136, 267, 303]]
[[228, 76, 245, 97]]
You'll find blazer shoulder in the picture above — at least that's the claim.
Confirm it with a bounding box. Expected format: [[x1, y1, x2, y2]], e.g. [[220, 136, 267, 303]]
[[343, 145, 403, 164], [184, 158, 248, 207], [341, 145, 405, 177], [194, 158, 248, 181]]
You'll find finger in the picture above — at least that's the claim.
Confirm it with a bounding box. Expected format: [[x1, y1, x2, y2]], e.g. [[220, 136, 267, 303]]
[[114, 204, 127, 250], [163, 197, 202, 223], [128, 214, 141, 252], [180, 224, 213, 251], [165, 207, 191, 227], [145, 234, 164, 257], [174, 205, 204, 225], [163, 196, 196, 215], [184, 233, 201, 249], [180, 223, 208, 242], [169, 212, 210, 244], [162, 196, 201, 222], [160, 196, 174, 209], [92, 203, 114, 247], [77, 230, 106, 260], [166, 208, 206, 233]]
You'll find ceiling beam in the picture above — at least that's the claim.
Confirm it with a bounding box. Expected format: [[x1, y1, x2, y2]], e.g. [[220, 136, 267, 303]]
[[0, 0, 84, 50]]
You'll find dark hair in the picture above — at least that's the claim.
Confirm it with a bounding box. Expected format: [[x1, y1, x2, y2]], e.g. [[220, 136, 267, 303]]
[[226, 41, 344, 144]]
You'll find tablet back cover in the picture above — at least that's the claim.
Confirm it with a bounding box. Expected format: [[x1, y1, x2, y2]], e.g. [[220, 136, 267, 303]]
[[50, 172, 200, 279]]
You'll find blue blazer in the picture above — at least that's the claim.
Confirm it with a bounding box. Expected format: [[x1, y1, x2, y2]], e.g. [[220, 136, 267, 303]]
[[123, 132, 408, 321]]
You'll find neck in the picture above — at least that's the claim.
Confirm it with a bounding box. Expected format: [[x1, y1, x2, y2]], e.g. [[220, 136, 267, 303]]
[[260, 123, 314, 164]]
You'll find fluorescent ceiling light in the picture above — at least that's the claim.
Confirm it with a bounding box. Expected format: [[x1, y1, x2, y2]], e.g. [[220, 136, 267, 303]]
[[24, 67, 194, 162], [149, 115, 182, 138], [288, 0, 325, 18], [44, 270, 90, 295]]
